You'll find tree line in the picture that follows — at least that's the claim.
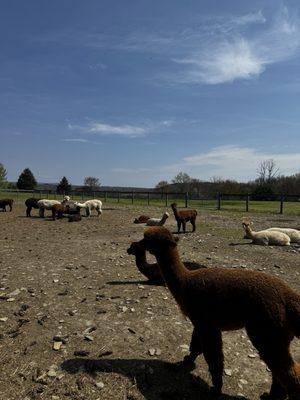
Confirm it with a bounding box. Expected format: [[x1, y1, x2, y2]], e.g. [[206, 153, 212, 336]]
[[1, 160, 299, 199], [0, 164, 100, 194], [155, 160, 300, 199]]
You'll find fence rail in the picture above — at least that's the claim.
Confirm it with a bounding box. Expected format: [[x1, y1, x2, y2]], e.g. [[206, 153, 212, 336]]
[[0, 189, 299, 215]]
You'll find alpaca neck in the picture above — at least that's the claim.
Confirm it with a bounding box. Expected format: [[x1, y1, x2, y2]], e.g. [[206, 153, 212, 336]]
[[135, 251, 150, 274], [245, 226, 254, 239], [172, 206, 179, 219], [156, 248, 187, 308], [160, 215, 168, 224]]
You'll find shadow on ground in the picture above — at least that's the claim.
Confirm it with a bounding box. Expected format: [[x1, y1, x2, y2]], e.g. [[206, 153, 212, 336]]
[[61, 357, 248, 400]]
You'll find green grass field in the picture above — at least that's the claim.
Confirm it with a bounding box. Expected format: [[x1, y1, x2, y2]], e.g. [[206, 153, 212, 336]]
[[1, 191, 299, 215]]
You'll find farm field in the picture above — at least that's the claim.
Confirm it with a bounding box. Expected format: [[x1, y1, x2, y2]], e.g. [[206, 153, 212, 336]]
[[0, 204, 299, 400]]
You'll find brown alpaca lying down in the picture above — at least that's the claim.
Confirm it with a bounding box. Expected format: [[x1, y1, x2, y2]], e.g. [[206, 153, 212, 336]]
[[138, 226, 300, 399], [127, 241, 204, 285], [133, 215, 150, 224], [170, 202, 197, 233]]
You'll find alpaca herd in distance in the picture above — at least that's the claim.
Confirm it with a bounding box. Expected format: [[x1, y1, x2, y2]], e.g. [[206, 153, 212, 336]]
[[0, 195, 300, 398]]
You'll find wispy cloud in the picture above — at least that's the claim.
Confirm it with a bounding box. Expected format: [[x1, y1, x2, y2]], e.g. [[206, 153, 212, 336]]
[[87, 122, 146, 137], [61, 138, 89, 143], [111, 145, 300, 183], [172, 7, 300, 84], [34, 7, 300, 85], [68, 119, 174, 138]]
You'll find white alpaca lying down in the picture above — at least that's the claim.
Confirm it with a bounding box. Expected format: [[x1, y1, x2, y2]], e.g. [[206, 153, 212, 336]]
[[74, 199, 102, 217], [146, 211, 169, 226], [266, 228, 300, 244], [242, 220, 290, 246]]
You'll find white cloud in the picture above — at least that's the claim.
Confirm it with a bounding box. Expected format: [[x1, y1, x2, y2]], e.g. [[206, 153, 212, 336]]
[[174, 39, 265, 84], [173, 7, 300, 84], [87, 122, 146, 137], [67, 119, 174, 138], [183, 145, 300, 180], [61, 138, 89, 143], [111, 145, 300, 183]]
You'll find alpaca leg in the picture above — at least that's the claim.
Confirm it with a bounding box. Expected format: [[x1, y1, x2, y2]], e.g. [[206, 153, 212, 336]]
[[184, 326, 203, 364], [26, 207, 31, 217], [39, 208, 45, 218], [191, 218, 196, 232], [182, 221, 186, 233], [246, 326, 299, 399], [202, 328, 223, 395], [177, 221, 181, 233]]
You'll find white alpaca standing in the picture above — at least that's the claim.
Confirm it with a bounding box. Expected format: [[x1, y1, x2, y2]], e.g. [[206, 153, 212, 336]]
[[74, 199, 102, 217]]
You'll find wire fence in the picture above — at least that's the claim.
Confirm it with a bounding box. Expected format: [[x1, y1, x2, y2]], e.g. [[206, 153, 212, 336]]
[[0, 189, 299, 215]]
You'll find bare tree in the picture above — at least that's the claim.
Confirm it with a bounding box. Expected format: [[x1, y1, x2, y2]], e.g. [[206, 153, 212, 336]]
[[155, 180, 169, 192], [172, 172, 192, 193], [257, 159, 279, 183], [84, 176, 101, 192]]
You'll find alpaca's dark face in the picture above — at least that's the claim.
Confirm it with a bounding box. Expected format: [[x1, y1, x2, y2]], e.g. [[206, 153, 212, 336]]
[[140, 227, 178, 255], [127, 242, 144, 255]]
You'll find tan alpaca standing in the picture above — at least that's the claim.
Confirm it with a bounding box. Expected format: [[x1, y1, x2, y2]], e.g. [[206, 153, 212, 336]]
[[138, 226, 300, 399]]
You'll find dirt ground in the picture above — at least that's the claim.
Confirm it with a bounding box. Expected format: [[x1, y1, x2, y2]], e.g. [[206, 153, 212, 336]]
[[0, 203, 299, 400]]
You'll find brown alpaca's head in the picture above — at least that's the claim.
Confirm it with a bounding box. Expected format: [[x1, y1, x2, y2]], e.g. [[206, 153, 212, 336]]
[[127, 241, 145, 256], [170, 203, 177, 209], [139, 227, 179, 255]]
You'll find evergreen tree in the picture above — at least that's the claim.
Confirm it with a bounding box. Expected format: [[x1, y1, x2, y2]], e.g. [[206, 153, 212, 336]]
[[0, 163, 7, 188], [17, 168, 37, 190], [56, 176, 72, 194]]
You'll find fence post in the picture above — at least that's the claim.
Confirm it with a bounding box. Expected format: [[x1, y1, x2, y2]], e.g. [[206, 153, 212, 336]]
[[147, 192, 150, 206], [118, 192, 120, 203], [185, 192, 188, 208], [246, 194, 249, 212], [165, 193, 168, 207], [132, 191, 134, 204], [280, 194, 284, 214], [217, 192, 221, 210]]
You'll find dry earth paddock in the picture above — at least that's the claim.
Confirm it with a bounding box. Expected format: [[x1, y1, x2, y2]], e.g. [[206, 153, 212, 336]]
[[0, 204, 299, 400]]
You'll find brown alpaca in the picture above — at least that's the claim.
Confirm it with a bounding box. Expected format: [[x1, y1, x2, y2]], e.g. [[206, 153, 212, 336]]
[[133, 215, 150, 224], [0, 198, 14, 212], [138, 226, 300, 399], [127, 241, 203, 285], [51, 204, 71, 220], [170, 203, 197, 233]]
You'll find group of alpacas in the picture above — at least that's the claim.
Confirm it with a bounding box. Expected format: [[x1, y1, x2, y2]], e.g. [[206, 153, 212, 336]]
[[25, 196, 102, 221], [128, 226, 300, 399], [134, 202, 197, 233]]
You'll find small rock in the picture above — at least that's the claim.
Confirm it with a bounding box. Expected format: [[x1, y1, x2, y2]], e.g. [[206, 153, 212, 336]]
[[148, 348, 156, 356], [95, 381, 104, 389], [248, 353, 256, 358], [0, 317, 8, 322], [53, 341, 62, 351], [47, 369, 57, 378], [84, 335, 94, 342], [8, 289, 21, 297], [224, 369, 232, 376]]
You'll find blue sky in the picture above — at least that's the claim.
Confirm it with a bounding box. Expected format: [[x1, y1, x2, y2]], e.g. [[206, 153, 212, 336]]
[[1, 0, 300, 187]]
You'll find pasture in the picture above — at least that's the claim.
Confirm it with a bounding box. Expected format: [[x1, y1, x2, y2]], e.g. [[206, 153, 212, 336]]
[[0, 203, 299, 400]]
